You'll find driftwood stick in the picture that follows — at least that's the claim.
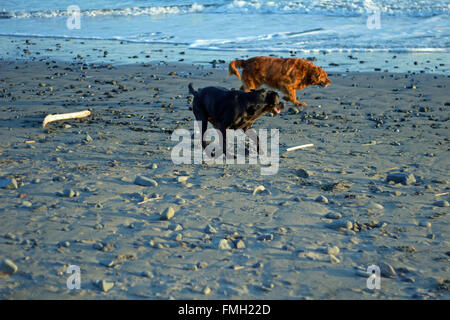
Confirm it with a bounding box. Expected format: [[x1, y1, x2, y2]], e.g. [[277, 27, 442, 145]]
[[43, 110, 91, 128], [286, 144, 314, 152], [138, 195, 163, 205]]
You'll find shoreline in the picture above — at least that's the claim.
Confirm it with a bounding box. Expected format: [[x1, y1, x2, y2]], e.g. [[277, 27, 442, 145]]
[[0, 59, 449, 300], [1, 34, 449, 75]]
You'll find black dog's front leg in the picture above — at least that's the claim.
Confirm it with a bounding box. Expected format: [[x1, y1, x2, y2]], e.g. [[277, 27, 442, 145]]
[[245, 129, 262, 155], [219, 125, 227, 158]]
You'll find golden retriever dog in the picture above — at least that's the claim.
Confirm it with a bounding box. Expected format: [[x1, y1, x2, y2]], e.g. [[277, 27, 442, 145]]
[[229, 56, 331, 106]]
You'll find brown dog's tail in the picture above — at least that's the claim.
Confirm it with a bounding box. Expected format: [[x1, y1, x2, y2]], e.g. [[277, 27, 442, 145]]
[[228, 59, 245, 80]]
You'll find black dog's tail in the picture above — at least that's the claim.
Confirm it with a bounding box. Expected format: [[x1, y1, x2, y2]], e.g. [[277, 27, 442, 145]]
[[188, 83, 197, 97]]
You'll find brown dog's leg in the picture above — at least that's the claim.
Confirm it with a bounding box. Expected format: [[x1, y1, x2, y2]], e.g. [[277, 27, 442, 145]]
[[241, 72, 258, 92], [282, 86, 306, 106]]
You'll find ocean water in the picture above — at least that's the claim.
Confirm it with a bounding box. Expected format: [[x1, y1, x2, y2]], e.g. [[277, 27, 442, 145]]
[[0, 0, 449, 71]]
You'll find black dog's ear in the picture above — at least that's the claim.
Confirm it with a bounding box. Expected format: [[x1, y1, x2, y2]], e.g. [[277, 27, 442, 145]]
[[265, 91, 279, 105]]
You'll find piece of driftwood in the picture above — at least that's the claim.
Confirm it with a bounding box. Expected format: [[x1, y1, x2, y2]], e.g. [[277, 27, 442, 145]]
[[42, 110, 91, 128], [138, 195, 163, 205], [286, 144, 314, 152]]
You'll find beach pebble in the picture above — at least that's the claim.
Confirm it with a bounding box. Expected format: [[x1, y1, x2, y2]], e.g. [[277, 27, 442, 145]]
[[315, 195, 329, 204], [21, 201, 32, 208], [327, 220, 353, 230], [326, 212, 342, 219], [433, 200, 449, 207], [177, 176, 189, 183], [288, 107, 300, 115], [203, 286, 211, 295], [205, 224, 217, 234], [59, 189, 78, 198], [100, 280, 114, 293], [218, 239, 231, 250], [134, 176, 158, 187], [329, 255, 340, 264], [258, 234, 274, 241], [296, 168, 311, 178], [386, 172, 416, 185], [161, 207, 176, 220], [419, 221, 431, 228], [169, 224, 183, 232], [380, 262, 397, 278], [367, 202, 384, 210], [235, 240, 246, 249], [0, 259, 18, 275], [0, 178, 18, 190], [327, 246, 340, 256], [141, 271, 154, 278]]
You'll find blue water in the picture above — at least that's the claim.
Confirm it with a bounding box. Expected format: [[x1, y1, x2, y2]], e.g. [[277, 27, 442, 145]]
[[0, 0, 449, 72]]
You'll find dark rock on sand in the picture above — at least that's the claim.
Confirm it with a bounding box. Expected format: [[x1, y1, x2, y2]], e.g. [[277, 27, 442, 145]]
[[434, 200, 449, 207], [0, 178, 18, 190], [386, 172, 416, 185], [315, 195, 329, 204], [0, 259, 18, 275], [134, 176, 158, 187]]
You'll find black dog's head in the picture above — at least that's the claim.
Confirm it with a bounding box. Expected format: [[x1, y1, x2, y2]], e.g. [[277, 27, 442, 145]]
[[262, 90, 285, 115]]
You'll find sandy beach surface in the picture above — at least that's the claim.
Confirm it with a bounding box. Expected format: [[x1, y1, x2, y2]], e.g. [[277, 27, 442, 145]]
[[0, 54, 449, 300]]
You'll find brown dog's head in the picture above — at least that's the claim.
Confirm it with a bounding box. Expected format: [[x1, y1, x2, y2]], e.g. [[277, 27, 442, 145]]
[[309, 66, 331, 88], [264, 90, 285, 115]]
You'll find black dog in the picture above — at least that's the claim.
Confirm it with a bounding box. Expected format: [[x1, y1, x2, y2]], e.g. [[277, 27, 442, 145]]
[[188, 83, 284, 157]]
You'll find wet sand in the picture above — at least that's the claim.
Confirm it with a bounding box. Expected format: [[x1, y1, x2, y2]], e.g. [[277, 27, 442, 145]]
[[0, 59, 449, 299]]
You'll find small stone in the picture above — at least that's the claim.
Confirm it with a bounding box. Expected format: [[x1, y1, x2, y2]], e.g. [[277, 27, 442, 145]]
[[85, 134, 93, 142], [177, 176, 189, 183], [433, 200, 449, 207], [327, 220, 353, 230], [205, 224, 217, 234], [100, 280, 114, 292], [367, 202, 384, 210], [288, 107, 300, 114], [258, 234, 274, 241], [386, 172, 416, 185], [161, 207, 175, 220], [21, 201, 32, 208], [315, 195, 328, 204], [175, 233, 183, 241], [419, 221, 431, 228], [327, 246, 340, 255], [203, 286, 211, 295], [60, 241, 70, 247], [379, 262, 397, 278], [169, 224, 183, 232], [93, 242, 104, 250], [0, 178, 18, 190], [0, 259, 18, 275], [134, 176, 158, 187], [218, 239, 231, 250], [60, 189, 77, 198], [296, 168, 311, 178], [326, 212, 342, 219], [141, 271, 154, 278], [235, 240, 246, 249], [151, 163, 158, 169], [329, 255, 340, 264]]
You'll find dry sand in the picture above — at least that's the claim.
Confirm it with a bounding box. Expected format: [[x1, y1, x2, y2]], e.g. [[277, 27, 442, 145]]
[[0, 58, 449, 299]]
